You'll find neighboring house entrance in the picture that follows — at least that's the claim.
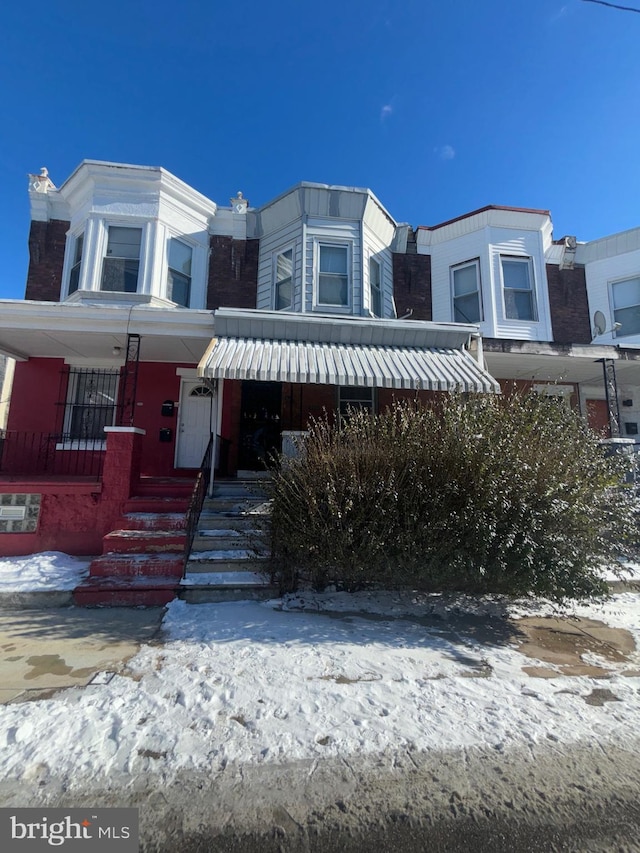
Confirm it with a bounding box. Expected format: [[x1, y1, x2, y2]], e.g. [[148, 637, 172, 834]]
[[238, 381, 282, 470], [176, 382, 216, 468]]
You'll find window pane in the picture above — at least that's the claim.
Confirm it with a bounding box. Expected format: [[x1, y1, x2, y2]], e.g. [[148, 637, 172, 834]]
[[102, 258, 140, 292], [276, 249, 293, 282], [370, 259, 382, 317], [169, 239, 192, 276], [453, 264, 478, 297], [277, 279, 292, 310], [614, 305, 640, 336], [107, 227, 142, 259], [371, 286, 382, 317], [502, 259, 531, 290], [68, 235, 84, 294], [319, 274, 348, 306], [612, 277, 640, 309], [454, 293, 481, 323], [320, 246, 347, 274], [504, 288, 534, 321], [168, 270, 190, 307], [74, 234, 84, 265], [68, 371, 118, 440]]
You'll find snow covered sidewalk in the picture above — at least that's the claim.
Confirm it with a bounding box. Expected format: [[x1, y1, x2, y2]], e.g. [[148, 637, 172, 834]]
[[0, 585, 639, 794]]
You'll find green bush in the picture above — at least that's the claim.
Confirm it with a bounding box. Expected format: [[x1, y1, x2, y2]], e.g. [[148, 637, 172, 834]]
[[267, 393, 637, 600]]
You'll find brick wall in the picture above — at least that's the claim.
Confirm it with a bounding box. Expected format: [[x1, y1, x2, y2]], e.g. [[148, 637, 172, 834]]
[[25, 219, 69, 301], [207, 236, 259, 310], [392, 253, 432, 320], [546, 264, 592, 344]]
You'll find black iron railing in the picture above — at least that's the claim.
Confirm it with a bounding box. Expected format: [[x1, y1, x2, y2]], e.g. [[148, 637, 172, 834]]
[[0, 431, 105, 480], [183, 434, 214, 575]]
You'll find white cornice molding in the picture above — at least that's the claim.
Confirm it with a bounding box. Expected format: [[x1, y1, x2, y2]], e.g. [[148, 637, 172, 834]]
[[57, 160, 218, 221], [416, 209, 552, 249]]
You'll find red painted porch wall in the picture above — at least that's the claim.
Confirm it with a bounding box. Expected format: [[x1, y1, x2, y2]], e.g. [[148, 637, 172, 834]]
[[129, 362, 195, 476], [8, 358, 65, 432], [7, 357, 198, 478]]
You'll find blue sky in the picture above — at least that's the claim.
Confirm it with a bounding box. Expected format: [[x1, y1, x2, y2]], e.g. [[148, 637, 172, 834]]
[[1, 0, 639, 299]]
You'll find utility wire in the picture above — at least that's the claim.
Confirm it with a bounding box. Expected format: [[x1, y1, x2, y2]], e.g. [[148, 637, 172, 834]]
[[580, 0, 640, 13]]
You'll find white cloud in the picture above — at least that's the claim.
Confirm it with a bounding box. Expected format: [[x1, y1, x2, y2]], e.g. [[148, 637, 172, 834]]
[[436, 144, 456, 161], [380, 104, 393, 121], [550, 5, 569, 23]]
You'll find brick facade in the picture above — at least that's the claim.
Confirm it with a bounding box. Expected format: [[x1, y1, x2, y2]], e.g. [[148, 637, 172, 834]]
[[392, 252, 432, 320], [25, 219, 69, 301], [207, 236, 260, 310], [546, 264, 592, 344]]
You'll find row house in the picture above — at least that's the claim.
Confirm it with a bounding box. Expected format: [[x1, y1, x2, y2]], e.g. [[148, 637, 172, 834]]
[[0, 160, 638, 561]]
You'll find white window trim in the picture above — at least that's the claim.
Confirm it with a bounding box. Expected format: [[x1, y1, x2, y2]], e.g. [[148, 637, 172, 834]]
[[500, 255, 538, 322], [272, 244, 295, 311], [91, 218, 150, 295], [608, 274, 640, 339], [62, 227, 87, 299], [450, 258, 483, 324], [313, 239, 353, 313]]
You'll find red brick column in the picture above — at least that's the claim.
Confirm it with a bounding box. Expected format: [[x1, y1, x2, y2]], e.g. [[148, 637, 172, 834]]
[[102, 427, 146, 502]]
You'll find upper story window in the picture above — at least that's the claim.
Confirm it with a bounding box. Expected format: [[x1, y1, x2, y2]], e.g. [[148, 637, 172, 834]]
[[275, 248, 293, 310], [501, 256, 537, 321], [167, 238, 192, 307], [318, 244, 349, 307], [611, 276, 640, 336], [451, 259, 482, 323], [68, 233, 84, 295], [370, 258, 382, 318], [101, 226, 142, 293]]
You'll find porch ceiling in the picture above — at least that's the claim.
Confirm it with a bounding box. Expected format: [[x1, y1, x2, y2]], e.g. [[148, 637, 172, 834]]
[[198, 336, 501, 393], [0, 301, 214, 363], [484, 351, 640, 388]]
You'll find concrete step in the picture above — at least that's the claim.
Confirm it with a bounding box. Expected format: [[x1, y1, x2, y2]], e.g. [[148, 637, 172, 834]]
[[192, 529, 266, 551], [103, 529, 186, 554], [180, 569, 277, 604], [212, 479, 268, 499], [73, 575, 179, 607], [186, 550, 269, 573], [124, 496, 189, 514], [120, 513, 187, 531], [201, 496, 270, 513], [198, 510, 270, 530], [90, 553, 184, 578]]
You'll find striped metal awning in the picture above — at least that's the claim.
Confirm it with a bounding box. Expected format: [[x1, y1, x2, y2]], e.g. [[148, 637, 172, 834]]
[[198, 335, 500, 392]]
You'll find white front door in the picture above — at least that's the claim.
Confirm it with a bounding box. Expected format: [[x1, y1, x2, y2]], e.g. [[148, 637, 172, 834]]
[[176, 382, 216, 468]]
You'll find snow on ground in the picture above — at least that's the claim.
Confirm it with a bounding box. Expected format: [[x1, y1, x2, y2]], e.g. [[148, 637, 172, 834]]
[[0, 552, 90, 591], [0, 582, 639, 791]]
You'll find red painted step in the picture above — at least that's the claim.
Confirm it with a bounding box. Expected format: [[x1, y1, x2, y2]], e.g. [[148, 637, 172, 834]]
[[89, 553, 184, 578], [120, 513, 187, 531], [73, 576, 179, 607], [102, 529, 186, 554], [124, 496, 190, 514], [133, 477, 195, 498]]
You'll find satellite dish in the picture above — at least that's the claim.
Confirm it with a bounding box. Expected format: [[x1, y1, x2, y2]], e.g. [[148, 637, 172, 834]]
[[593, 311, 607, 337]]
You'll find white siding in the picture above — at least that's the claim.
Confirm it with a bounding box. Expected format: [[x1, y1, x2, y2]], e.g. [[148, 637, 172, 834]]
[[427, 225, 552, 341], [256, 219, 303, 311], [584, 248, 640, 345]]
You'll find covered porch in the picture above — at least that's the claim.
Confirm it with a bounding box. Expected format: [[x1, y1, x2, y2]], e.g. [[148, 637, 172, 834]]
[[199, 308, 501, 475]]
